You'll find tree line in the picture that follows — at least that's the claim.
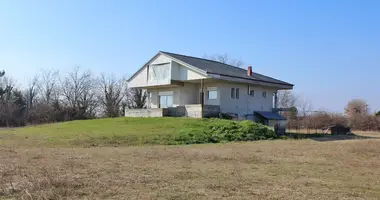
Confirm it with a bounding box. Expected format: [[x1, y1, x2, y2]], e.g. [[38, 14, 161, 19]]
[[278, 91, 380, 131], [0, 67, 146, 127], [1, 64, 378, 131]]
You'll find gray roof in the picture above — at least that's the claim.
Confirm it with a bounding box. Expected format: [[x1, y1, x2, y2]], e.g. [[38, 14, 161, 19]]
[[161, 51, 293, 86], [255, 111, 286, 120]]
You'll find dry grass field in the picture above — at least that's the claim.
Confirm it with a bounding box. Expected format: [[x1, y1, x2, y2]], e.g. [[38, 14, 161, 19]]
[[1, 118, 380, 199], [1, 133, 380, 199]]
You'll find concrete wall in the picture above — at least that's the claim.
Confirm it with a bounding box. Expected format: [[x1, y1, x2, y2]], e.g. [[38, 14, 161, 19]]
[[185, 104, 203, 118], [179, 65, 206, 80], [180, 82, 199, 105], [128, 66, 148, 88], [184, 105, 220, 118], [125, 105, 220, 118], [125, 108, 165, 117], [151, 54, 172, 65], [216, 82, 277, 117], [171, 61, 181, 81], [171, 61, 207, 81]]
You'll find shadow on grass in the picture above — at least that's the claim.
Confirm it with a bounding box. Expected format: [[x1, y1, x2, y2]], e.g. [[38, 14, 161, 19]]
[[285, 132, 377, 142]]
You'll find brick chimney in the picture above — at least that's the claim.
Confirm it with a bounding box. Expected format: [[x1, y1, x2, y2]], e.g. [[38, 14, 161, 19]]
[[247, 66, 252, 76]]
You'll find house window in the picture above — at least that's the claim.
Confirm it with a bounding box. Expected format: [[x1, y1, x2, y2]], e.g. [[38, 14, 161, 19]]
[[207, 89, 217, 100], [262, 91, 267, 98], [159, 95, 173, 108], [236, 88, 239, 99], [249, 90, 254, 97], [148, 63, 170, 81], [231, 88, 235, 99]]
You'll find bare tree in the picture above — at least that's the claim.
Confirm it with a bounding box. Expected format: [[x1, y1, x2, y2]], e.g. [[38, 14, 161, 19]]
[[23, 75, 40, 121], [61, 66, 98, 119], [38, 69, 59, 104], [203, 53, 244, 68], [25, 75, 39, 109], [277, 90, 298, 108], [345, 99, 369, 118], [297, 96, 313, 117], [344, 99, 369, 129], [127, 88, 147, 109], [98, 73, 126, 117]]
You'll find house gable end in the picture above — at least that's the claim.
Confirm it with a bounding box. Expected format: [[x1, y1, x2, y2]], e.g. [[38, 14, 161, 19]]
[[128, 52, 208, 87]]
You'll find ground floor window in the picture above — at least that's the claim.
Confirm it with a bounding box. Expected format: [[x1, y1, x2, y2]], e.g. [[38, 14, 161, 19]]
[[207, 88, 217, 100], [159, 95, 173, 108]]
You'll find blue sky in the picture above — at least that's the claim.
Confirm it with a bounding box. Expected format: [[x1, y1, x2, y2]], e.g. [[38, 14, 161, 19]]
[[0, 0, 379, 112]]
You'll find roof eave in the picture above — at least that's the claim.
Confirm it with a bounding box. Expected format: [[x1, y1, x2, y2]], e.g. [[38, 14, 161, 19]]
[[207, 72, 294, 89], [127, 52, 162, 82]]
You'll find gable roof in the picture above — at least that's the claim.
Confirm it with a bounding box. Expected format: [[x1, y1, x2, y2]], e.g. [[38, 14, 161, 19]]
[[160, 51, 293, 87]]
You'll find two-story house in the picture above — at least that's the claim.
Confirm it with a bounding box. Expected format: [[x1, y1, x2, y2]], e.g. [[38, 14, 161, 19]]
[[126, 51, 293, 123]]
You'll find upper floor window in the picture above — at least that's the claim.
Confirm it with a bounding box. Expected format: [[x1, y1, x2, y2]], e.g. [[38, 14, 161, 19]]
[[207, 88, 217, 100], [148, 63, 170, 81], [231, 88, 235, 99], [262, 91, 267, 98], [249, 90, 255, 97]]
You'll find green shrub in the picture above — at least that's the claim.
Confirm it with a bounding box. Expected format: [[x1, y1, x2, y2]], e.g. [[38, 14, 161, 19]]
[[174, 119, 276, 144]]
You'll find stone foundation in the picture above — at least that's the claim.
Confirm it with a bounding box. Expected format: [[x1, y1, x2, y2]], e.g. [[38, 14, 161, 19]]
[[124, 108, 166, 117]]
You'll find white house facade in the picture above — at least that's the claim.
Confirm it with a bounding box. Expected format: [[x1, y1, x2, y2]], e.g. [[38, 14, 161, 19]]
[[127, 51, 293, 120]]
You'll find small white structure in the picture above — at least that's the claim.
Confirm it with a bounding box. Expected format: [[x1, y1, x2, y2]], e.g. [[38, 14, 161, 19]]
[[127, 51, 293, 121]]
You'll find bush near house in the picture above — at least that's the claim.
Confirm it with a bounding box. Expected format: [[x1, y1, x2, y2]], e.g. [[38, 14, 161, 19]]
[[0, 117, 276, 147], [175, 119, 276, 144]]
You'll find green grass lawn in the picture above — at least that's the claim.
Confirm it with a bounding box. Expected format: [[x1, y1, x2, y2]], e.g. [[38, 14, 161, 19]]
[[0, 117, 275, 147]]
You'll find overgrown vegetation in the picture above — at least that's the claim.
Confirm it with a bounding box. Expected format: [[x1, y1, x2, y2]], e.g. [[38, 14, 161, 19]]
[[0, 68, 146, 127], [0, 117, 276, 147], [278, 91, 380, 131]]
